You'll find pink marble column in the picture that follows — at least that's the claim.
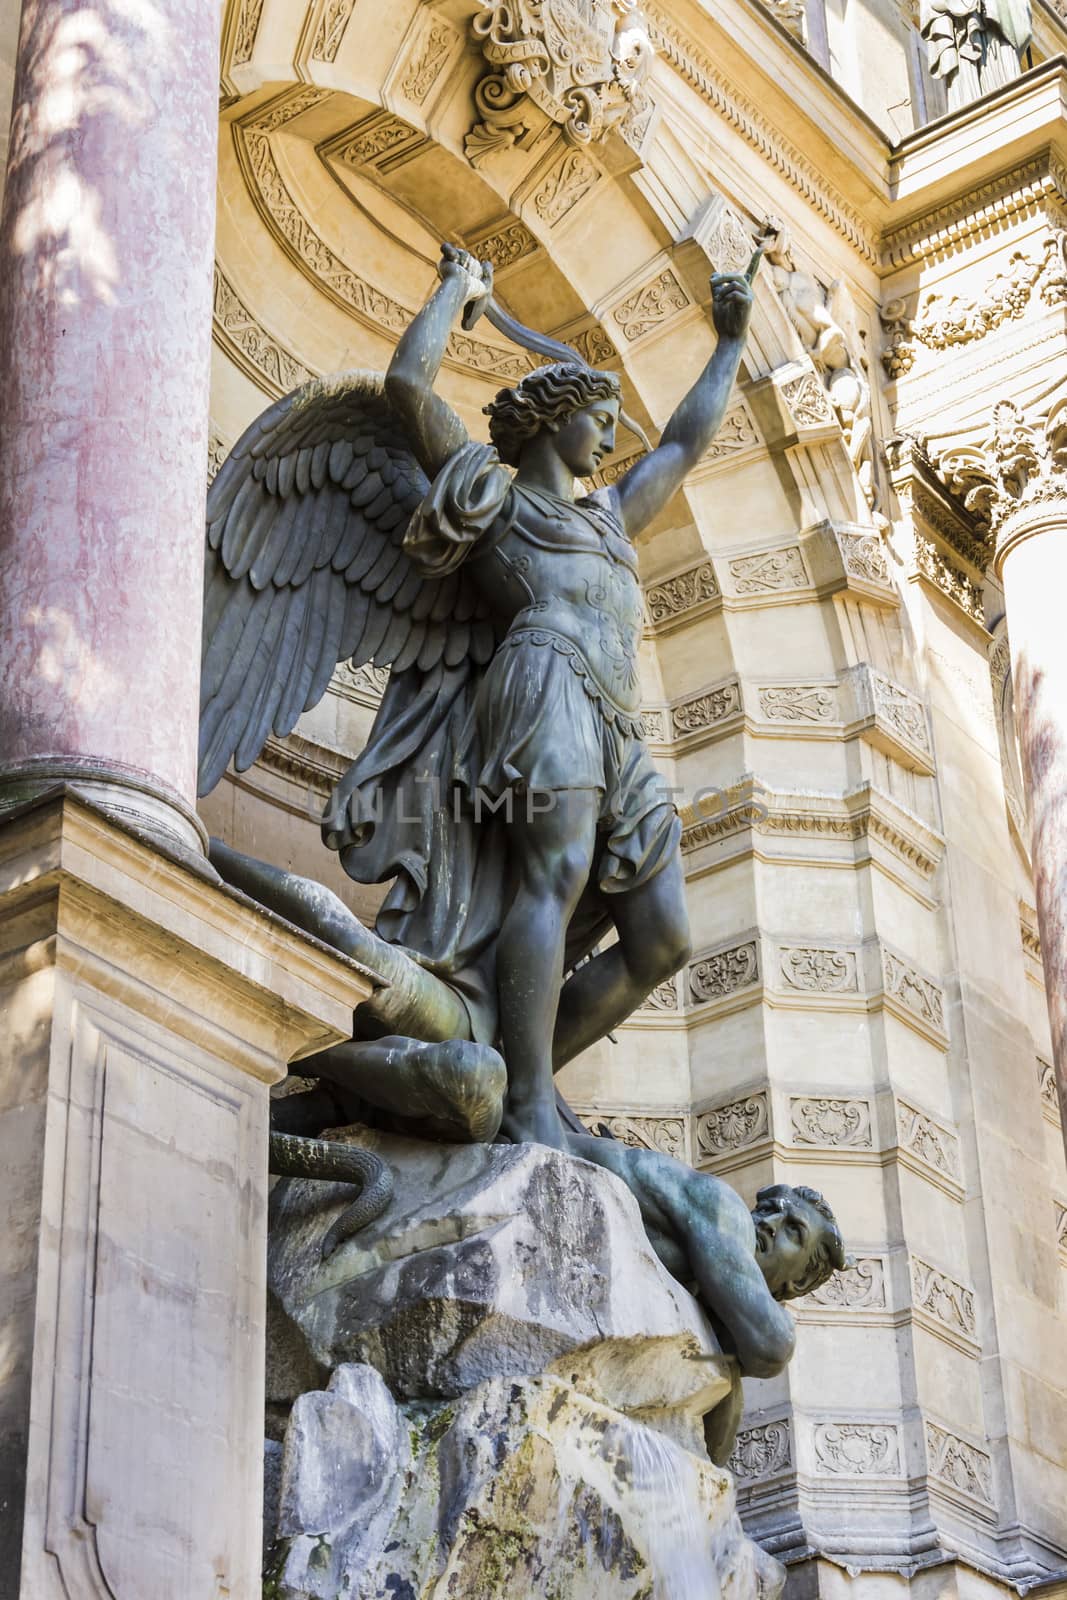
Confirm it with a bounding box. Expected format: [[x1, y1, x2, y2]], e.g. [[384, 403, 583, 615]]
[[996, 492, 1067, 1159], [0, 0, 221, 857]]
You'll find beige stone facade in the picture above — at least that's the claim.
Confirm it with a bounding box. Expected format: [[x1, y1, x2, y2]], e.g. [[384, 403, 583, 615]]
[[2, 0, 1066, 1591]]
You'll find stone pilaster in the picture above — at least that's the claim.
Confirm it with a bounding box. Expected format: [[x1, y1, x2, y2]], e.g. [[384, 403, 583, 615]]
[[0, 0, 221, 858], [0, 790, 370, 1600]]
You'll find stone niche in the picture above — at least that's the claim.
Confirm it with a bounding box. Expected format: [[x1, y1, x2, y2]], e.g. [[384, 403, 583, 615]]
[[262, 1126, 785, 1599]]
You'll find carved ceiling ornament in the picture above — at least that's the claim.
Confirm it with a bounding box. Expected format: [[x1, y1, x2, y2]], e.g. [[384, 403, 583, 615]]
[[464, 0, 654, 164]]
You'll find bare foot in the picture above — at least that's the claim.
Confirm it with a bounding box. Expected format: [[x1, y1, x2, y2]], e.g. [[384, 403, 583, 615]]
[[500, 1095, 567, 1150]]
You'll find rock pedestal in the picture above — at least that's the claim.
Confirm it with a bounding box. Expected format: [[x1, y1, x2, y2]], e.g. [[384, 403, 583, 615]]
[[265, 1125, 786, 1599]]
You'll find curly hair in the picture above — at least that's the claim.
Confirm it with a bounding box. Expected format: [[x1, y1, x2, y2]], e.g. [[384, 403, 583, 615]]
[[756, 1183, 847, 1301], [484, 362, 622, 466]]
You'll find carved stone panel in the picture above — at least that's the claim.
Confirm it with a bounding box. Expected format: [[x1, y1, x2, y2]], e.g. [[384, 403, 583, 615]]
[[790, 1097, 873, 1148], [576, 1109, 688, 1158], [813, 1422, 901, 1476], [612, 269, 691, 342], [467, 219, 539, 274], [781, 370, 834, 428], [779, 948, 859, 993], [911, 1257, 977, 1341], [689, 942, 759, 1003], [1039, 1058, 1061, 1123], [638, 978, 680, 1011], [310, 0, 358, 62], [400, 18, 456, 103], [798, 1256, 887, 1310], [925, 1422, 994, 1505], [669, 683, 742, 740], [882, 949, 946, 1036], [645, 560, 719, 629], [729, 1420, 792, 1481], [531, 149, 600, 225], [758, 686, 837, 723], [728, 546, 809, 595], [896, 1099, 962, 1187], [696, 1093, 770, 1159], [837, 530, 890, 585]]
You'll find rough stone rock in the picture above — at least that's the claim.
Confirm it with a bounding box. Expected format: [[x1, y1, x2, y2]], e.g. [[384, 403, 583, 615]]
[[267, 1127, 732, 1450], [266, 1363, 785, 1600]]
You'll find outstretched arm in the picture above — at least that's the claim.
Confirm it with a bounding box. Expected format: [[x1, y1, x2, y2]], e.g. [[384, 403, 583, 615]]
[[614, 272, 753, 539], [385, 245, 493, 479]]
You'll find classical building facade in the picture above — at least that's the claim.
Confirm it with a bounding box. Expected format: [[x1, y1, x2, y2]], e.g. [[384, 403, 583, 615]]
[[1, 0, 1065, 1595]]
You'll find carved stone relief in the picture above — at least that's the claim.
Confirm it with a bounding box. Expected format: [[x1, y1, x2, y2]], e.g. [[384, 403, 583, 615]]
[[644, 560, 719, 627], [339, 113, 422, 169], [869, 672, 932, 759], [728, 547, 808, 594], [401, 19, 455, 103], [612, 269, 691, 342], [882, 949, 945, 1034], [1056, 1201, 1067, 1256], [758, 686, 837, 723], [790, 1097, 873, 1148], [640, 709, 665, 742], [689, 942, 759, 1003], [465, 0, 654, 163], [702, 401, 761, 461], [467, 219, 539, 274], [915, 535, 985, 622], [933, 397, 1067, 542], [592, 448, 643, 490], [696, 1093, 770, 1158], [838, 530, 890, 585], [232, 0, 265, 64], [781, 370, 834, 428], [531, 149, 600, 226], [213, 266, 314, 396], [779, 948, 859, 992], [638, 978, 680, 1011], [310, 0, 357, 62], [669, 683, 742, 740], [729, 1420, 792, 1481], [332, 661, 390, 705], [799, 1257, 886, 1310], [577, 1110, 687, 1158], [896, 1099, 962, 1185], [813, 1422, 901, 1475], [207, 428, 230, 484], [925, 1422, 993, 1504], [911, 1257, 976, 1340], [1039, 1059, 1060, 1122]]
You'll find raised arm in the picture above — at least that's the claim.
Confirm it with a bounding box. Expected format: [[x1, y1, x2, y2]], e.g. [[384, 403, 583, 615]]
[[385, 245, 493, 479], [613, 272, 753, 539]]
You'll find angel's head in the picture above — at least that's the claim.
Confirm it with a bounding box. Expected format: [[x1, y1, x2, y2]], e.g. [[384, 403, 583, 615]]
[[484, 362, 622, 475]]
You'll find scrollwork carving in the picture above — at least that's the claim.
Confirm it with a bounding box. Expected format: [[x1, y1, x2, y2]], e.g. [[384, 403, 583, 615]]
[[645, 561, 718, 625], [465, 0, 654, 163], [925, 1423, 993, 1503], [468, 219, 538, 273], [671, 684, 741, 737], [696, 1094, 769, 1156], [758, 686, 837, 722], [729, 1420, 791, 1480], [911, 1257, 976, 1338], [779, 948, 858, 992], [232, 0, 265, 64], [838, 530, 889, 584], [790, 1097, 873, 1148], [311, 0, 357, 62], [729, 547, 808, 594], [212, 266, 313, 396], [612, 269, 691, 342], [782, 371, 834, 427], [689, 942, 759, 1003], [882, 950, 944, 1031], [896, 1100, 961, 1183], [532, 149, 599, 225], [402, 20, 454, 102], [914, 536, 984, 621], [580, 1112, 687, 1158], [814, 1422, 900, 1475], [639, 978, 679, 1011], [800, 1257, 885, 1309]]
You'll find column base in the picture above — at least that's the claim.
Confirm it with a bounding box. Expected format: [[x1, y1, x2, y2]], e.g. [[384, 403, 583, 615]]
[[0, 790, 371, 1600], [0, 757, 210, 873]]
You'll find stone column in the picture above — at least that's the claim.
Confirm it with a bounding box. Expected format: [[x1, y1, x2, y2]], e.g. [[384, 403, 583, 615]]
[[0, 0, 220, 858], [995, 485, 1067, 1155]]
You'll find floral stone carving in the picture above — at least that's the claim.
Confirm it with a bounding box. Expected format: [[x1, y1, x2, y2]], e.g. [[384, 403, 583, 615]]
[[465, 0, 654, 164]]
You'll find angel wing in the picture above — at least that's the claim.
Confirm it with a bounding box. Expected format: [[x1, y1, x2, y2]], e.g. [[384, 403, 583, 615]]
[[199, 373, 497, 796]]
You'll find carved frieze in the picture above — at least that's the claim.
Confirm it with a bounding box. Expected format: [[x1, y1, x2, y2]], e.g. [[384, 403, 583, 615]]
[[638, 978, 680, 1011], [914, 535, 985, 622], [781, 370, 834, 428], [896, 1099, 962, 1186], [532, 149, 599, 225], [669, 683, 742, 739], [247, 87, 331, 133], [207, 428, 229, 484], [790, 1097, 873, 1149], [933, 397, 1067, 543], [728, 547, 808, 594], [925, 1422, 993, 1504], [333, 661, 390, 705], [729, 1420, 792, 1481], [401, 19, 455, 102], [911, 1257, 976, 1340], [814, 1422, 901, 1476], [1039, 1059, 1060, 1123], [779, 948, 858, 992], [882, 948, 945, 1034], [702, 401, 761, 462], [1056, 1201, 1067, 1256], [592, 448, 643, 490], [838, 530, 890, 585], [570, 325, 619, 367], [689, 942, 759, 1003], [577, 1110, 687, 1158], [640, 708, 665, 742], [644, 560, 719, 627], [213, 266, 314, 396], [339, 113, 421, 168], [758, 686, 837, 723], [696, 1093, 770, 1157], [232, 0, 265, 64], [311, 0, 357, 62], [870, 672, 932, 759], [465, 0, 654, 163], [467, 219, 539, 274], [799, 1257, 886, 1310], [612, 269, 691, 342]]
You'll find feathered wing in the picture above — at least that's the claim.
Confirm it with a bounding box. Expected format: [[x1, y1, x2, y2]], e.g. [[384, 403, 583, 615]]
[[198, 373, 496, 795]]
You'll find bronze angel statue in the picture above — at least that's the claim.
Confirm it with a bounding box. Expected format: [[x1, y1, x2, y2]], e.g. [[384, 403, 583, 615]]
[[200, 243, 754, 1154]]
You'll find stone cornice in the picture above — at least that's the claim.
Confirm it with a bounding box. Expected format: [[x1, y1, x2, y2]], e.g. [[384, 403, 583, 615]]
[[882, 151, 1067, 269]]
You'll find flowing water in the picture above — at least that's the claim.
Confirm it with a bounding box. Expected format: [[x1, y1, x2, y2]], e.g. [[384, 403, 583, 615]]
[[625, 1423, 722, 1599]]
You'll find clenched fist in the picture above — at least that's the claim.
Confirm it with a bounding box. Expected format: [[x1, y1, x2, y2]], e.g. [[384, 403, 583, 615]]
[[438, 242, 494, 314], [710, 272, 753, 343]]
